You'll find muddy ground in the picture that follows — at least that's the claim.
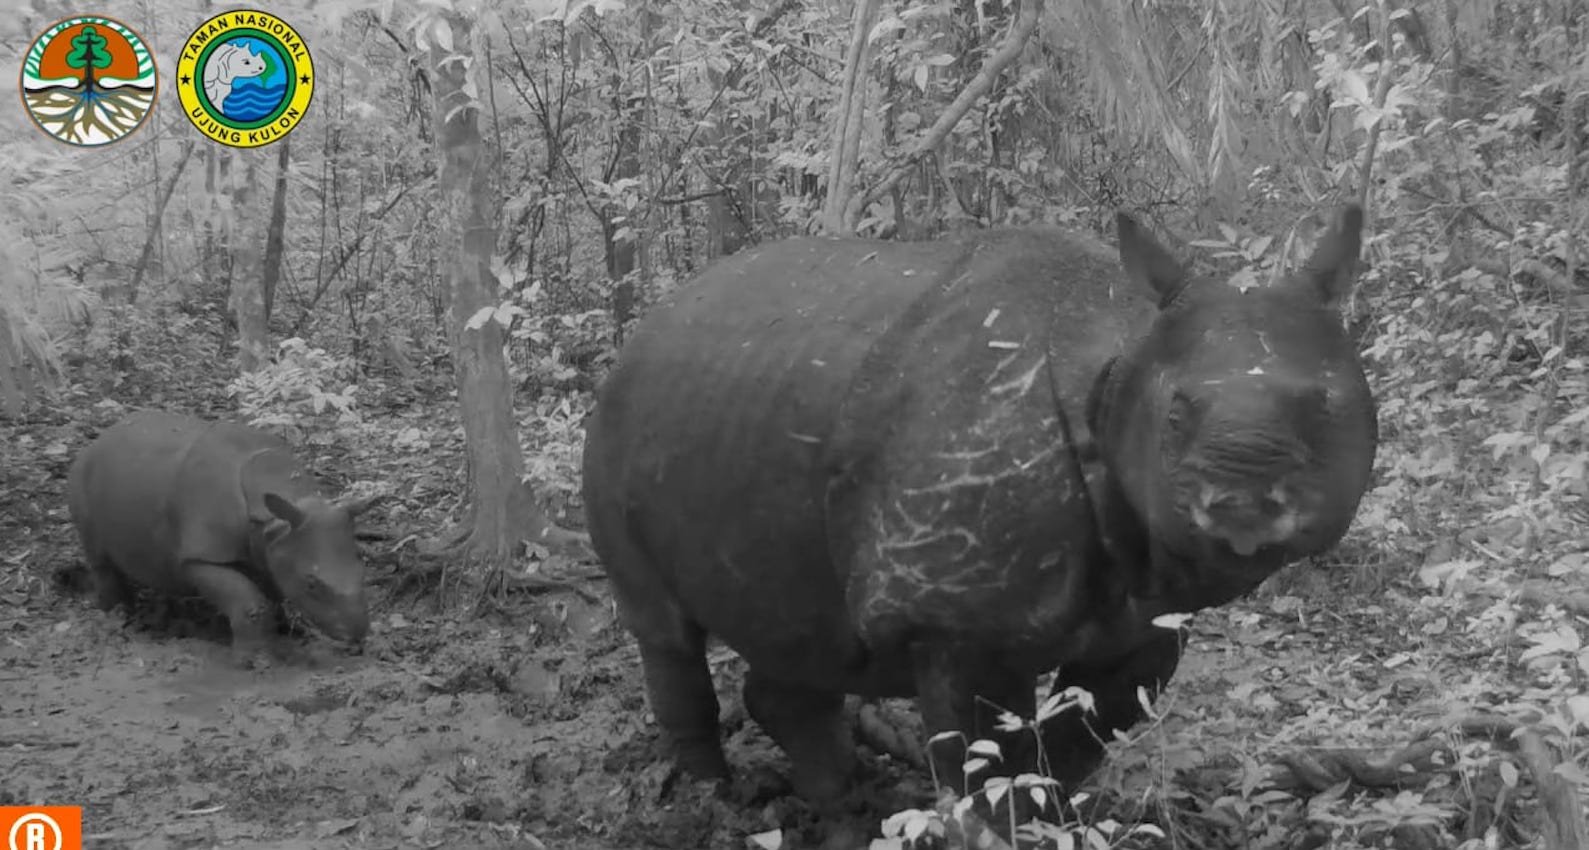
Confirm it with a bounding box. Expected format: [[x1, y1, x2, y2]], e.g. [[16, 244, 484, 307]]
[[0, 407, 1482, 849], [2, 579, 1270, 850]]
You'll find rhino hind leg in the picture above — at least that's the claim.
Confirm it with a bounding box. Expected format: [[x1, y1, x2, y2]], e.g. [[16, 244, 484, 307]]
[[1040, 629, 1184, 789], [635, 628, 731, 781], [743, 670, 853, 803], [601, 522, 731, 781], [182, 561, 278, 669]]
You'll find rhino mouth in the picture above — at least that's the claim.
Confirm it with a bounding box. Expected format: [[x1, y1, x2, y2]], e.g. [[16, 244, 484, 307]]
[[318, 628, 368, 649], [313, 622, 369, 648], [1219, 532, 1272, 557], [282, 604, 369, 649], [1188, 482, 1301, 557]]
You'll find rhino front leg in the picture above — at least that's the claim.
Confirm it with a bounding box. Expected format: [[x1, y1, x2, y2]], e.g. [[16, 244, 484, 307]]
[[912, 642, 1036, 796], [1040, 628, 1183, 791], [742, 670, 853, 803], [183, 561, 276, 669]]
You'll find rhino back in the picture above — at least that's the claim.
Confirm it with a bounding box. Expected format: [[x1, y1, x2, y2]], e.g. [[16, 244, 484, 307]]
[[172, 420, 323, 555], [70, 412, 213, 590], [587, 228, 1157, 691], [585, 236, 970, 683], [68, 411, 307, 592], [825, 229, 1158, 672]]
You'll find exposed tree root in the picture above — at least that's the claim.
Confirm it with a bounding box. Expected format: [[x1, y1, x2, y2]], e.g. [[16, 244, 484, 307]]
[[495, 564, 604, 587], [1175, 714, 1585, 849], [506, 480, 591, 559], [1446, 715, 1588, 850], [1514, 580, 1589, 617], [383, 477, 594, 606], [1264, 740, 1454, 793]]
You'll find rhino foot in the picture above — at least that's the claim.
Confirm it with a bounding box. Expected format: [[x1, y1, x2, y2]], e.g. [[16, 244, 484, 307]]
[[88, 560, 132, 611], [181, 560, 281, 669], [229, 641, 275, 671], [743, 671, 854, 803], [635, 637, 732, 782]]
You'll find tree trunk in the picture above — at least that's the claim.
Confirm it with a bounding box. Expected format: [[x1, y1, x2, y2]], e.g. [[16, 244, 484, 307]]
[[820, 0, 882, 235], [197, 147, 223, 309], [691, 0, 746, 258], [602, 4, 651, 338], [698, 0, 799, 252], [702, 172, 748, 257], [429, 12, 537, 568], [227, 152, 269, 373], [261, 139, 290, 322], [0, 307, 29, 417]]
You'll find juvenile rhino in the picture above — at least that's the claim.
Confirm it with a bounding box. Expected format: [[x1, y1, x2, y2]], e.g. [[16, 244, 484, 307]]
[[581, 206, 1376, 802], [67, 411, 374, 667]]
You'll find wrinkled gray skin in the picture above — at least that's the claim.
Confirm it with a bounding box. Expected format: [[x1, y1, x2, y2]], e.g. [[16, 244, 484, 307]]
[[582, 206, 1376, 804], [68, 411, 373, 667]]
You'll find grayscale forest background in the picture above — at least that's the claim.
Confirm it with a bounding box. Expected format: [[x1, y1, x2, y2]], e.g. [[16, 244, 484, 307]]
[[1, 1, 1586, 849]]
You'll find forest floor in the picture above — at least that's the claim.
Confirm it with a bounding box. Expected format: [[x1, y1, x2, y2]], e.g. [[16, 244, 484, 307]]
[[0, 401, 1572, 849]]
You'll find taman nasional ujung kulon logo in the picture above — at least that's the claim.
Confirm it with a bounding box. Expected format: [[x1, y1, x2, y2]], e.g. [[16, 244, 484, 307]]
[[176, 9, 314, 148], [19, 15, 157, 146]]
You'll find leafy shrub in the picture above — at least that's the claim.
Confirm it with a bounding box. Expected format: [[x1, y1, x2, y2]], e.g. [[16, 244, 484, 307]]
[[227, 338, 360, 432], [521, 392, 592, 503]]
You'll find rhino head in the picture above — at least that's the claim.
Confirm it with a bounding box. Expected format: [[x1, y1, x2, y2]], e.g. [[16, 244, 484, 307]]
[[258, 492, 376, 645], [1094, 205, 1377, 609]]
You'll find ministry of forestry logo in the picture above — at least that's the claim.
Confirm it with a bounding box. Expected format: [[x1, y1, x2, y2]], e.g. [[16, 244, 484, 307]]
[[19, 16, 157, 146], [176, 9, 314, 148]]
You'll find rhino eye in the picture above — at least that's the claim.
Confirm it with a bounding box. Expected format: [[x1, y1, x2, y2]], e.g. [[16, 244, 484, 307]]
[[1286, 385, 1330, 431], [1165, 389, 1199, 454], [1166, 389, 1194, 425], [1303, 385, 1328, 413]]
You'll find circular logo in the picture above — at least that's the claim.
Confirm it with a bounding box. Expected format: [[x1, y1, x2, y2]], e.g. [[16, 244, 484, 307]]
[[8, 812, 63, 850], [19, 16, 157, 146], [176, 10, 313, 148]]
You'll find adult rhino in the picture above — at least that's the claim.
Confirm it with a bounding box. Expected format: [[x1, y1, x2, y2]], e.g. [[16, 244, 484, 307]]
[[581, 205, 1376, 803]]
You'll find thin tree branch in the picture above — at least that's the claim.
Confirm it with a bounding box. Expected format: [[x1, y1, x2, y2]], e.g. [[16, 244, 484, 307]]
[[128, 140, 196, 303], [842, 0, 1042, 233]]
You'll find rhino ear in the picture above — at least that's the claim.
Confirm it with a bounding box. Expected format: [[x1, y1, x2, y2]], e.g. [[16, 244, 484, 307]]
[[1292, 203, 1364, 310], [1115, 212, 1187, 303], [263, 492, 308, 528]]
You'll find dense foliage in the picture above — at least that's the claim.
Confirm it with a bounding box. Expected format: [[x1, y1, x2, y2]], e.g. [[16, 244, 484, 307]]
[[1, 0, 1585, 846]]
